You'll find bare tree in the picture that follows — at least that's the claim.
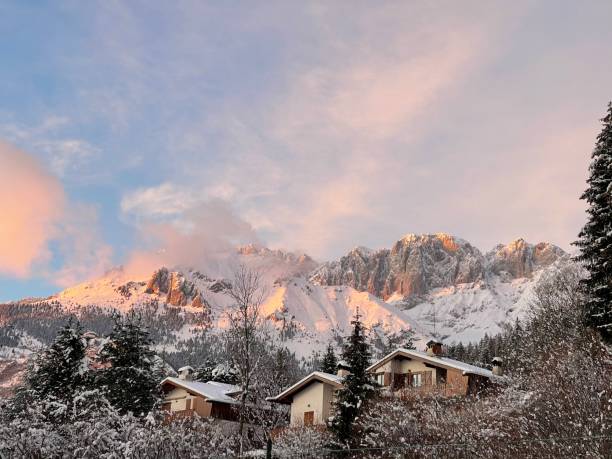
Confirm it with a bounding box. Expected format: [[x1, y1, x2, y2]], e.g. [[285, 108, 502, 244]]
[[223, 264, 267, 455]]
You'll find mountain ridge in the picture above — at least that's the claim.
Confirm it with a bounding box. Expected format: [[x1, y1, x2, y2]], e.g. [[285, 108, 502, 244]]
[[1, 233, 570, 358], [310, 233, 566, 301]]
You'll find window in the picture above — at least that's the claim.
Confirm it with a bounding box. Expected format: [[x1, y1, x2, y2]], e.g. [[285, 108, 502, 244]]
[[304, 411, 314, 426], [411, 373, 422, 387], [376, 373, 385, 386]]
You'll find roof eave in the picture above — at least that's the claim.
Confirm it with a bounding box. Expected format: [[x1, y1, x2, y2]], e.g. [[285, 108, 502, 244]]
[[270, 373, 343, 404]]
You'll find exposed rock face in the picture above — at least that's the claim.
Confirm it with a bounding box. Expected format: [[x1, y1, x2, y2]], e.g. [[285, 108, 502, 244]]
[[310, 233, 485, 300], [486, 239, 566, 278], [310, 234, 566, 300], [145, 267, 205, 308]]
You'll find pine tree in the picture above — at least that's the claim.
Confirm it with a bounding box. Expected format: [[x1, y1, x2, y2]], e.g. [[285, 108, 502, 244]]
[[320, 342, 338, 374], [97, 314, 159, 416], [193, 358, 217, 382], [13, 320, 88, 421], [330, 309, 374, 445], [574, 102, 612, 343]]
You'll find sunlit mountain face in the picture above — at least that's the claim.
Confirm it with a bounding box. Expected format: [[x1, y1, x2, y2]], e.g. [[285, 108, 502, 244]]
[[1, 234, 569, 369]]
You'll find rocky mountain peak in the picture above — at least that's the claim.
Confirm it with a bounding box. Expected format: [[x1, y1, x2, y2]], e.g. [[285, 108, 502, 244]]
[[310, 233, 567, 301], [145, 267, 205, 308], [310, 233, 485, 300], [486, 239, 566, 279]]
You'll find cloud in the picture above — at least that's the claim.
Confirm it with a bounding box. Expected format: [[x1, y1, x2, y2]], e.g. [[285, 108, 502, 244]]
[[0, 141, 65, 277], [37, 139, 99, 178], [0, 140, 112, 284], [172, 3, 497, 257], [121, 183, 202, 221], [121, 194, 259, 278], [52, 203, 114, 287], [0, 117, 101, 180], [5, 0, 610, 275]]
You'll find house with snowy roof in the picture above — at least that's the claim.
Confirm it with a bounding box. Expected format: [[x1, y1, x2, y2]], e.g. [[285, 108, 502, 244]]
[[268, 370, 345, 426], [270, 341, 501, 426], [160, 366, 241, 421], [367, 340, 501, 396]]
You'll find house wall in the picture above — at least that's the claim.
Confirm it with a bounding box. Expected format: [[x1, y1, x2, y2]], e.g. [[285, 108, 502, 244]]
[[373, 357, 472, 396], [397, 359, 438, 385], [164, 386, 212, 416], [193, 396, 213, 417], [446, 370, 469, 395], [290, 381, 335, 426], [321, 382, 337, 421], [375, 358, 437, 385], [165, 386, 191, 411]]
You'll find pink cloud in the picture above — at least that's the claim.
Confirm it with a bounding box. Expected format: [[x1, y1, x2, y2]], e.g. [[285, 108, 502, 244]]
[[0, 141, 65, 277], [0, 141, 113, 285], [122, 200, 259, 278]]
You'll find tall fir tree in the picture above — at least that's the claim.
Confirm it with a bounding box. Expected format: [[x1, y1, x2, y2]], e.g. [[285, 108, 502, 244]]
[[574, 102, 612, 343], [13, 320, 88, 421], [97, 314, 159, 416], [320, 342, 338, 374], [330, 309, 374, 445]]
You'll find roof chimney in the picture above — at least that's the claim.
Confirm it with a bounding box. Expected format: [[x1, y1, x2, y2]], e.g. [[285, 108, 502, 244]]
[[426, 340, 443, 356], [178, 366, 194, 381], [492, 357, 503, 376]]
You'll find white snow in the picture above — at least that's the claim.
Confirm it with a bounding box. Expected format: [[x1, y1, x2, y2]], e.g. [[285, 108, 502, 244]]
[[161, 377, 240, 403]]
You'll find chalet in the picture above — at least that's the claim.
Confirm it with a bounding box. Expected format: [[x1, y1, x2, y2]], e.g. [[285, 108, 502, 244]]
[[160, 366, 241, 421], [270, 341, 500, 426], [268, 371, 344, 426], [367, 341, 499, 396]]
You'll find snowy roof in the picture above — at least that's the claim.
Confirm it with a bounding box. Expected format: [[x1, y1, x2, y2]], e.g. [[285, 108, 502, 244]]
[[268, 371, 344, 404], [206, 381, 242, 395], [178, 365, 194, 372], [367, 348, 495, 379], [161, 377, 240, 404]]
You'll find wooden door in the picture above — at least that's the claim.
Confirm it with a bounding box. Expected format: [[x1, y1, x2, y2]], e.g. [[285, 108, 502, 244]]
[[185, 398, 191, 410], [304, 411, 314, 426]]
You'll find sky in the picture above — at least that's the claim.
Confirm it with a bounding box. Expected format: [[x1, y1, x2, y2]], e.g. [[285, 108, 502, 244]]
[[1, 0, 611, 301]]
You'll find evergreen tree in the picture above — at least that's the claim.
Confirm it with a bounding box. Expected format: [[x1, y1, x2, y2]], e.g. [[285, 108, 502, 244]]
[[13, 320, 88, 421], [193, 358, 217, 382], [386, 329, 416, 353], [272, 346, 300, 390], [211, 362, 240, 384], [574, 102, 612, 343], [97, 314, 159, 416], [330, 310, 374, 445], [320, 342, 338, 374]]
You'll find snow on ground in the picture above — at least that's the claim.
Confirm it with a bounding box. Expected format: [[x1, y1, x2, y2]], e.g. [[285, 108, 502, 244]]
[[22, 246, 564, 358], [397, 274, 540, 343], [260, 277, 430, 355]]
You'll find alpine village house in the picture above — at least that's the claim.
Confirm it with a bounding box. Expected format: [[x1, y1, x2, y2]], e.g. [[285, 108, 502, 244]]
[[161, 341, 503, 427], [269, 341, 502, 426], [161, 366, 241, 421]]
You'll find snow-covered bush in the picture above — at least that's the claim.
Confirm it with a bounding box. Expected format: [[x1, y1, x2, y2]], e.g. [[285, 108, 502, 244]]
[[273, 426, 334, 457]]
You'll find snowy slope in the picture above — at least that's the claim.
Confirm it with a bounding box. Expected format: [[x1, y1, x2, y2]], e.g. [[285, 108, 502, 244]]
[[260, 277, 429, 355], [5, 236, 571, 357], [397, 274, 542, 343]]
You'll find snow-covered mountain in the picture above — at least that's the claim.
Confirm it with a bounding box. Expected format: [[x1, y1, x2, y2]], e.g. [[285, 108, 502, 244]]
[[2, 234, 570, 357], [311, 233, 569, 343], [45, 246, 421, 355]]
